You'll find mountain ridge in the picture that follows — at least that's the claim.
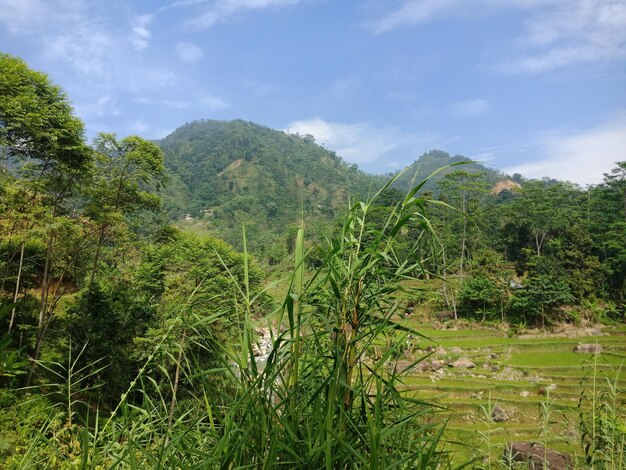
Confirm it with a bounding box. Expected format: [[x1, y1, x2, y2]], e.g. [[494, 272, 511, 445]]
[[158, 119, 509, 262]]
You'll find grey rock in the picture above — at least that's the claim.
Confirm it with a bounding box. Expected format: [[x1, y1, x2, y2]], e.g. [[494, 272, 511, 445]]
[[429, 359, 445, 371], [492, 405, 510, 422], [573, 344, 602, 354], [415, 359, 445, 373], [504, 442, 573, 470], [450, 357, 475, 369]]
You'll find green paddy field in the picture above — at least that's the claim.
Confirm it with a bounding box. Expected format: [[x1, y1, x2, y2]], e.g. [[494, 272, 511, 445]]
[[397, 321, 626, 467]]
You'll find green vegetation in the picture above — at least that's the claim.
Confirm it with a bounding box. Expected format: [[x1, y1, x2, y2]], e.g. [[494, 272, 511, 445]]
[[1, 53, 625, 469], [394, 324, 625, 468], [159, 119, 380, 266]]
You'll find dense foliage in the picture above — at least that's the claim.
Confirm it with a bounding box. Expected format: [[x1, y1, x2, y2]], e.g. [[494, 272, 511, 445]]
[[158, 120, 380, 265], [1, 53, 624, 468]]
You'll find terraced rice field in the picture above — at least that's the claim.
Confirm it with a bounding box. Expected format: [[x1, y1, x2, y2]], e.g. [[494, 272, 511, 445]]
[[398, 322, 626, 467]]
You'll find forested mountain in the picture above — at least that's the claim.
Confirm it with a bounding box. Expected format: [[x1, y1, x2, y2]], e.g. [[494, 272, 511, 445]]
[[391, 149, 505, 194], [157, 121, 514, 263], [158, 120, 382, 262]]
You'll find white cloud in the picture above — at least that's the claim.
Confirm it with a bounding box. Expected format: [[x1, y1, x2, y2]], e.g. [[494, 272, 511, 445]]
[[75, 94, 122, 118], [0, 0, 115, 77], [0, 1, 161, 81], [0, 0, 46, 34], [133, 92, 229, 111], [285, 118, 438, 166], [368, 0, 626, 73], [504, 116, 626, 186], [367, 0, 561, 32], [200, 94, 230, 110], [450, 98, 490, 118], [129, 120, 173, 139], [134, 96, 191, 109], [503, 0, 626, 73], [131, 14, 153, 52], [163, 0, 305, 29], [175, 42, 205, 63], [368, 0, 462, 33], [46, 27, 115, 77]]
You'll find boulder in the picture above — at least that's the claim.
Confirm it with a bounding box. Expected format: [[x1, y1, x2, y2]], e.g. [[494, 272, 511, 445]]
[[415, 359, 445, 373], [428, 359, 445, 371], [495, 367, 524, 381], [450, 347, 464, 355], [450, 357, 475, 369], [492, 404, 510, 422], [425, 346, 447, 355], [392, 360, 414, 373], [520, 391, 530, 397], [504, 442, 573, 470], [573, 344, 602, 354]]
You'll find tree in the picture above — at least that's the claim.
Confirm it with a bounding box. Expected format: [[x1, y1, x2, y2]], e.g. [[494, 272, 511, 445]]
[[85, 133, 166, 287], [435, 170, 489, 319], [0, 54, 93, 385], [505, 181, 579, 258], [511, 256, 574, 326], [437, 170, 488, 277], [459, 249, 516, 321], [0, 53, 91, 201], [587, 162, 626, 301]]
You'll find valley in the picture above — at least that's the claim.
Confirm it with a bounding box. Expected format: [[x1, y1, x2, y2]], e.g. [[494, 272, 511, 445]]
[[1, 53, 624, 468]]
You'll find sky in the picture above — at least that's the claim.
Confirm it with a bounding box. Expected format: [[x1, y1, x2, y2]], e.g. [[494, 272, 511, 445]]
[[1, 0, 625, 185]]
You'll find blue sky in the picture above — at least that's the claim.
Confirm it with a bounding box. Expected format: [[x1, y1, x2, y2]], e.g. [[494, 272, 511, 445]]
[[1, 0, 625, 185]]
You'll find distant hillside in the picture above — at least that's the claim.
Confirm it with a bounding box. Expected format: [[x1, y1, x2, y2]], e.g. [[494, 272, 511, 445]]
[[392, 150, 505, 195], [158, 119, 381, 262], [158, 122, 517, 264]]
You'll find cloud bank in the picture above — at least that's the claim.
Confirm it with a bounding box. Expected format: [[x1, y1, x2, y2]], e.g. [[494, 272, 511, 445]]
[[286, 118, 439, 168], [504, 116, 626, 186], [369, 0, 626, 73]]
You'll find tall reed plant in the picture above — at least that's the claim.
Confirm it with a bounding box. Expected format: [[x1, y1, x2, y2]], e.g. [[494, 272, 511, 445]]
[[204, 167, 462, 468], [579, 354, 625, 469]]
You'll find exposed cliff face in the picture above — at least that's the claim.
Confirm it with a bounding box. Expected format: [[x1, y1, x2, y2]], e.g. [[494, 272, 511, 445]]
[[491, 179, 522, 195]]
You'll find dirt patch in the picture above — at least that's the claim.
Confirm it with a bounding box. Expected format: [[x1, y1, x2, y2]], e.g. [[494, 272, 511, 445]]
[[490, 179, 521, 195], [218, 158, 243, 176]]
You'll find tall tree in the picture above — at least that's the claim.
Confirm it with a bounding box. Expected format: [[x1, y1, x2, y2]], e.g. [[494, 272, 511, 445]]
[[588, 162, 626, 301], [0, 53, 92, 384], [437, 170, 488, 277], [86, 133, 166, 288]]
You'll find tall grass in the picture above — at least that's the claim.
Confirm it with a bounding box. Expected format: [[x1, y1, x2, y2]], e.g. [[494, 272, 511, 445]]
[[200, 169, 457, 468], [579, 354, 625, 469], [7, 168, 462, 468]]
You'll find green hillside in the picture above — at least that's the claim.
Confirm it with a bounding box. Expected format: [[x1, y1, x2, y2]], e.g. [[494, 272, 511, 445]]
[[157, 122, 516, 265], [392, 150, 506, 195], [158, 119, 382, 263]]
